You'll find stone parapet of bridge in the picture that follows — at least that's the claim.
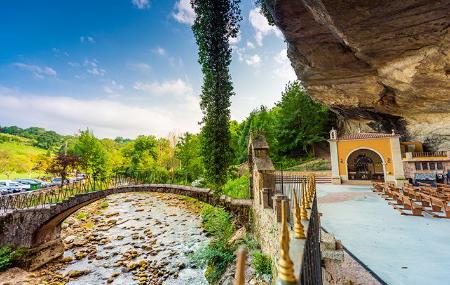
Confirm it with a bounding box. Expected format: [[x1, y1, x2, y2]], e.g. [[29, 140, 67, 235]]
[[0, 184, 251, 270]]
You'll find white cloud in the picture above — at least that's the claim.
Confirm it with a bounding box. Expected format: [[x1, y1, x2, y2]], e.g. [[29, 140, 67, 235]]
[[80, 36, 95, 44], [128, 62, 151, 72], [172, 0, 195, 25], [249, 8, 282, 46], [12, 63, 57, 79], [153, 47, 166, 56], [133, 79, 193, 96], [246, 41, 255, 49], [132, 0, 150, 9], [229, 31, 241, 45], [0, 87, 201, 138], [83, 59, 106, 76], [273, 48, 297, 81], [245, 54, 261, 66], [103, 80, 124, 96]]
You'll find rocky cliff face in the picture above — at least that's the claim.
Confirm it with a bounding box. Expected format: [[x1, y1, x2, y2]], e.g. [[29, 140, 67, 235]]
[[267, 0, 450, 150]]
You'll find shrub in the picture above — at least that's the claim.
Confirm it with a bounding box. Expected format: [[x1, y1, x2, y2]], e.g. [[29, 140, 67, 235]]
[[222, 175, 250, 199], [252, 251, 272, 277], [190, 205, 236, 283], [0, 246, 26, 271], [190, 243, 234, 283], [201, 205, 234, 242], [287, 159, 331, 171]]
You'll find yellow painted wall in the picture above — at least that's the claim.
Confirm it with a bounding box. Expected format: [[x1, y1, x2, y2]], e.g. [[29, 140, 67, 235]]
[[337, 138, 394, 175]]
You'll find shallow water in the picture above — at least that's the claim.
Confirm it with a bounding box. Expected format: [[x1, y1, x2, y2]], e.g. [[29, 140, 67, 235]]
[[58, 192, 209, 285]]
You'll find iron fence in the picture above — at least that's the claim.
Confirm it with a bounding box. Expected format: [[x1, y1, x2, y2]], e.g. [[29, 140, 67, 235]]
[[300, 194, 322, 285], [274, 172, 307, 227], [0, 173, 143, 212]]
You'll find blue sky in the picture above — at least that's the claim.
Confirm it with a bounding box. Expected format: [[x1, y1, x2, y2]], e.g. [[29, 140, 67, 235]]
[[0, 0, 296, 138]]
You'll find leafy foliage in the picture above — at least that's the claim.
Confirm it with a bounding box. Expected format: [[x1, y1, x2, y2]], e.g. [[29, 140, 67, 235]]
[[73, 130, 110, 179], [121, 135, 158, 172], [255, 0, 275, 25], [191, 0, 241, 191], [175, 133, 204, 183], [275, 81, 331, 156], [0, 246, 26, 271], [251, 250, 272, 276], [236, 81, 332, 166], [222, 174, 250, 199], [46, 152, 80, 185], [191, 205, 235, 283]]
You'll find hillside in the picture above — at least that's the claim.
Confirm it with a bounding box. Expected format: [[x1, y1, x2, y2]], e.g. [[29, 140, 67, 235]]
[[0, 134, 50, 180]]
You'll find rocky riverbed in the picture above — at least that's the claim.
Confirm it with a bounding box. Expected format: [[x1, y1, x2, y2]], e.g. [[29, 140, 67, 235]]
[[1, 192, 210, 285]]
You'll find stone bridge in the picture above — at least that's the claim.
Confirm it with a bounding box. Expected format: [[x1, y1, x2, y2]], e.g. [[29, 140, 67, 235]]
[[0, 184, 251, 269]]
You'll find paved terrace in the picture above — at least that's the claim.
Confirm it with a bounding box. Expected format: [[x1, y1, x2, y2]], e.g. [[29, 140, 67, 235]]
[[317, 184, 450, 285]]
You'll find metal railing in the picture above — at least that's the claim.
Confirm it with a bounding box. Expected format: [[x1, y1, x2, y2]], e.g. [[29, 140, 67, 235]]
[[275, 173, 307, 227], [0, 173, 142, 212], [412, 151, 448, 158], [235, 174, 323, 285], [301, 195, 322, 285]]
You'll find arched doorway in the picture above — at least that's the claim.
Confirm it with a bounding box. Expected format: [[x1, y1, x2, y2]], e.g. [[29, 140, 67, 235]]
[[347, 149, 385, 181]]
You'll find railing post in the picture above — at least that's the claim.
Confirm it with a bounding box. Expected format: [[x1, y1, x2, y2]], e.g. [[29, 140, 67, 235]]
[[277, 200, 297, 285]]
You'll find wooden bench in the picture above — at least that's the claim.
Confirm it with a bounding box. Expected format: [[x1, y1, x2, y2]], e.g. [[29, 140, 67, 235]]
[[400, 194, 423, 216]]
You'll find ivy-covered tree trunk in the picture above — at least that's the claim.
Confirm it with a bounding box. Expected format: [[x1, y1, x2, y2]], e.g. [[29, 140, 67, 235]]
[[191, 0, 241, 190]]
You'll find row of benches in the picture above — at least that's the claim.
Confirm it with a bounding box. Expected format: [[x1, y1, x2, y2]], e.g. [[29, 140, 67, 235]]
[[373, 182, 450, 218]]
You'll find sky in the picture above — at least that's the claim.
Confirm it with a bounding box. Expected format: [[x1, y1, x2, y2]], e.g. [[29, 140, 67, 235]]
[[0, 0, 296, 139]]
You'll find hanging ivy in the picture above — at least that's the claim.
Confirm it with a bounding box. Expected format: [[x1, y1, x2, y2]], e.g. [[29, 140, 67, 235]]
[[255, 0, 275, 25], [191, 0, 241, 190]]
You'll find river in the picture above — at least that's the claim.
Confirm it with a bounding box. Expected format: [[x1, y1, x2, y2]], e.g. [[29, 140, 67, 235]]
[[23, 192, 210, 285]]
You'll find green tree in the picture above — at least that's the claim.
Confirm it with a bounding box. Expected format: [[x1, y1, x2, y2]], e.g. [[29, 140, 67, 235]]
[[236, 106, 278, 163], [229, 120, 241, 164], [275, 81, 331, 156], [191, 0, 241, 190], [122, 135, 158, 172], [175, 133, 204, 183], [73, 130, 110, 179]]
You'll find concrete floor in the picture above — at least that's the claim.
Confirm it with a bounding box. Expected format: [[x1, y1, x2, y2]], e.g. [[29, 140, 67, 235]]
[[317, 184, 450, 285]]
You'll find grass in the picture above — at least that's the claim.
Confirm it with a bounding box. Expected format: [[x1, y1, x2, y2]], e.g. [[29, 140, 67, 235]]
[[251, 251, 272, 276], [0, 141, 48, 180], [223, 175, 250, 199], [190, 204, 235, 283], [287, 158, 331, 172]]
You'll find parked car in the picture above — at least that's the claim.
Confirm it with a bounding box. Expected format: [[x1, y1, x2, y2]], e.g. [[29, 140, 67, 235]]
[[0, 180, 29, 191], [76, 173, 87, 180], [0, 186, 13, 195], [14, 179, 41, 190], [27, 178, 51, 188], [51, 178, 69, 186]]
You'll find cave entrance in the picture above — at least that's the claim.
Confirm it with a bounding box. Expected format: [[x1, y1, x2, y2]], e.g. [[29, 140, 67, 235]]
[[347, 149, 385, 181]]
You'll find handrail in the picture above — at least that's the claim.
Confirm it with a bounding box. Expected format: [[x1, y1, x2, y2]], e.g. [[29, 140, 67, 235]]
[[412, 151, 447, 158], [0, 173, 145, 212], [234, 175, 322, 285]]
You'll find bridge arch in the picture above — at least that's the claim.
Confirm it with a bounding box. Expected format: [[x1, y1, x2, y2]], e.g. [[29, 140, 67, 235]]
[[0, 184, 251, 269]]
